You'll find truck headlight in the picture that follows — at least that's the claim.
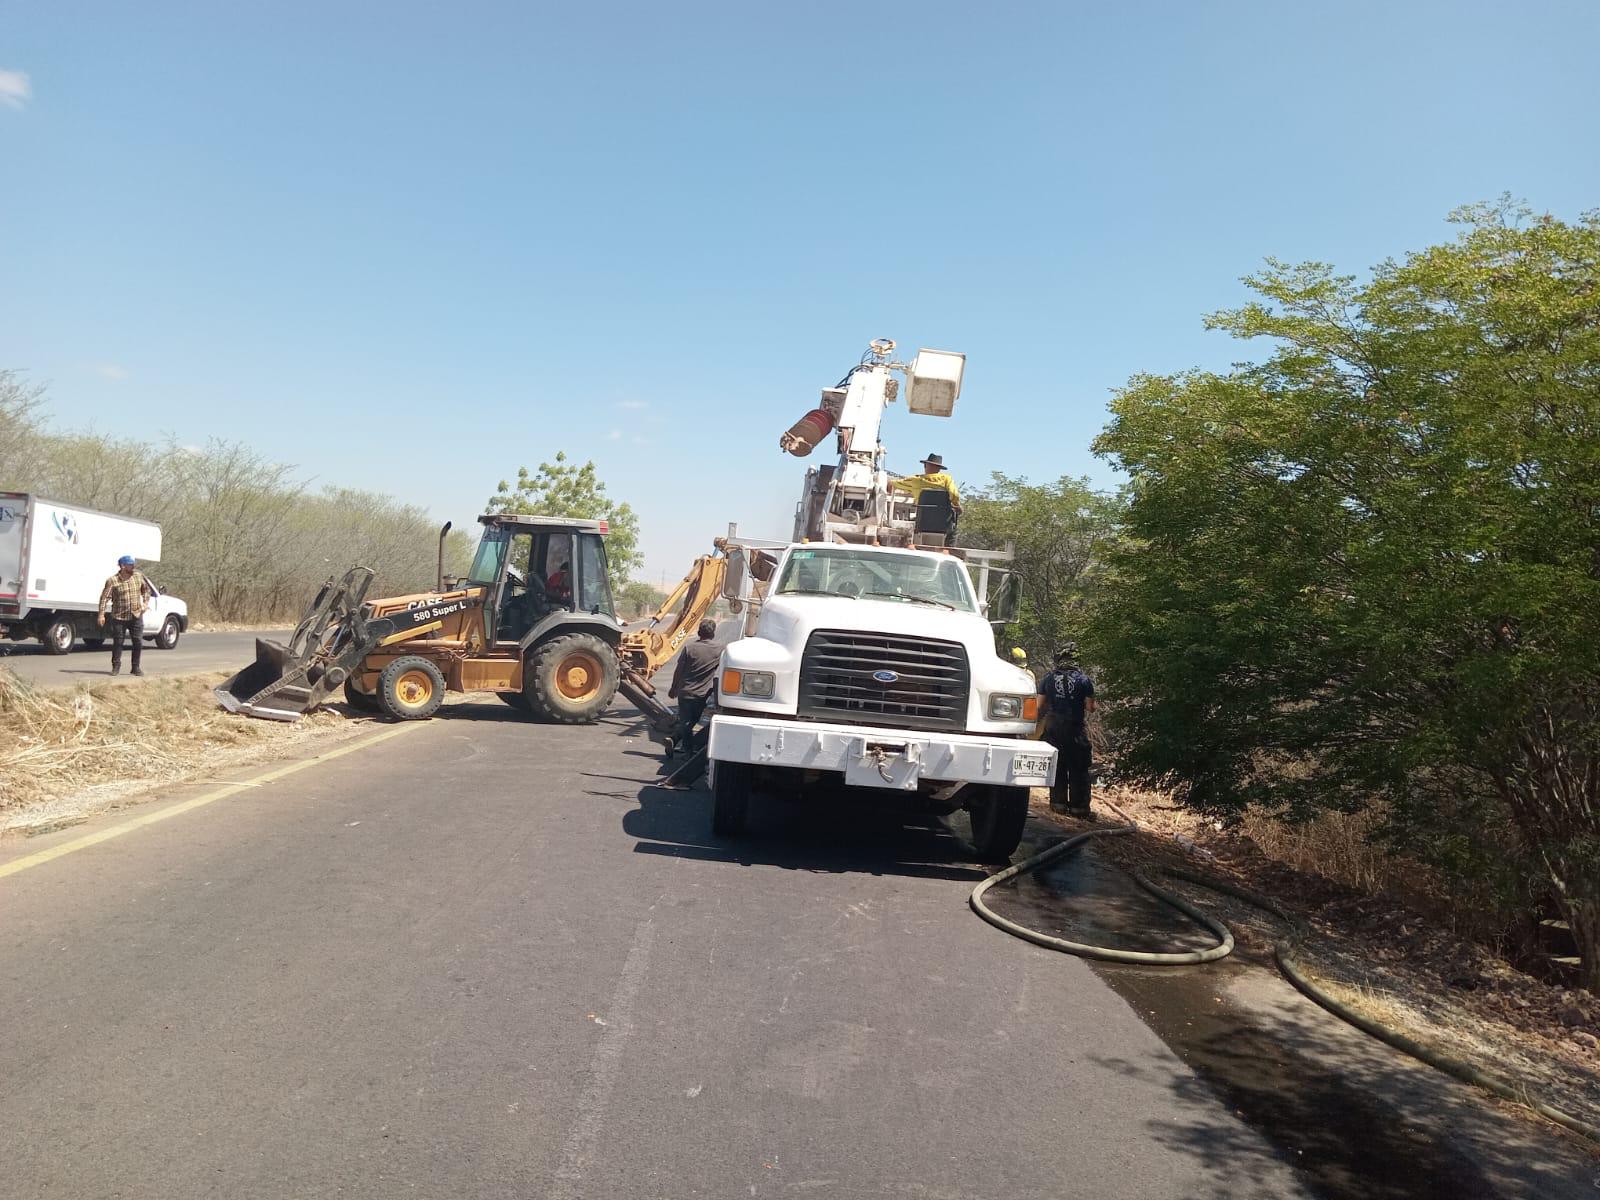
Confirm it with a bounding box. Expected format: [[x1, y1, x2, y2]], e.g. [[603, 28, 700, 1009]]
[[989, 694, 1039, 720], [739, 670, 776, 698]]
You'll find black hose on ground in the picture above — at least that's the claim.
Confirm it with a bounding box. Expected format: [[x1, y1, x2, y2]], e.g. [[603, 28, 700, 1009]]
[[970, 811, 1600, 1147]]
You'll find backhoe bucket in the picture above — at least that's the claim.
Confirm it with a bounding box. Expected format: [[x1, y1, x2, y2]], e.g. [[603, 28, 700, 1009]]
[[214, 567, 378, 722]]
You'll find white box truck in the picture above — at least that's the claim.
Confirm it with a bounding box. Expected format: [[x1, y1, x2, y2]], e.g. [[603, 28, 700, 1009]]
[[0, 492, 189, 656]]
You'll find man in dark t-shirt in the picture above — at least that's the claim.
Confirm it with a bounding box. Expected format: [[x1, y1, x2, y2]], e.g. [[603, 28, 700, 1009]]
[[1038, 642, 1097, 817], [668, 619, 721, 756]]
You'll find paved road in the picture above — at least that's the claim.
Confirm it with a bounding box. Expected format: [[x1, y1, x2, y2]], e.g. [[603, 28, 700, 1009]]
[[0, 628, 284, 686], [0, 704, 1315, 1199]]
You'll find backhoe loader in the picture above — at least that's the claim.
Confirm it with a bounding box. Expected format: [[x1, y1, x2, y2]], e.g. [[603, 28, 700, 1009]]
[[216, 513, 765, 730]]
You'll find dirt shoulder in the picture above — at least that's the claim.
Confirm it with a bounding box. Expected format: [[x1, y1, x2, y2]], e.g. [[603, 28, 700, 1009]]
[[1031, 785, 1600, 1148], [0, 667, 372, 838]]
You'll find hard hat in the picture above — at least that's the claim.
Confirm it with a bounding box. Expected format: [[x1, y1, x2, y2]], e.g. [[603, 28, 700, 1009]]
[[1010, 647, 1028, 662], [117, 555, 136, 566]]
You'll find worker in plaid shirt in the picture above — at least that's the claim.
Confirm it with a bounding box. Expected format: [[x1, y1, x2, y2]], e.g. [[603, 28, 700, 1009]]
[[97, 554, 156, 676]]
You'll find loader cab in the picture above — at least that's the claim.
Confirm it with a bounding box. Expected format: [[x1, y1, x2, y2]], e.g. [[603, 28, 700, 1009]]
[[470, 515, 617, 644]]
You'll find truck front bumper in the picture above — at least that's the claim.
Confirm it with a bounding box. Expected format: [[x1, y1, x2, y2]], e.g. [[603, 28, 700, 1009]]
[[708, 714, 1057, 791]]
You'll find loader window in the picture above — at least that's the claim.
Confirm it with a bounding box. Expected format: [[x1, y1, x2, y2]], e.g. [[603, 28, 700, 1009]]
[[576, 535, 615, 618], [468, 529, 509, 586]]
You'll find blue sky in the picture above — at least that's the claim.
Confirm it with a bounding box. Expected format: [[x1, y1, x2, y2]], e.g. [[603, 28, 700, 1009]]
[[3, 1, 1597, 584]]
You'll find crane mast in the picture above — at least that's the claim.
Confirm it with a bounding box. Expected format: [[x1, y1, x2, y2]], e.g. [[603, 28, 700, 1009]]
[[785, 339, 965, 547]]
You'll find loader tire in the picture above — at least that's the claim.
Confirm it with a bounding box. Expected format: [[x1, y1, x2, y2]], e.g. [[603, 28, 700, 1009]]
[[343, 677, 382, 713], [525, 633, 619, 724], [377, 656, 446, 721]]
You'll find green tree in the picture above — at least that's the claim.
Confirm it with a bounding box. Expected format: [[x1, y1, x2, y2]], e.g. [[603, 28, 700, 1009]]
[[960, 473, 1124, 666], [618, 579, 664, 618], [1090, 201, 1600, 989], [485, 452, 642, 588]]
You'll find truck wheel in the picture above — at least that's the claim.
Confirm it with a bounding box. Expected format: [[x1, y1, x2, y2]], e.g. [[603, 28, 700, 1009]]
[[343, 677, 382, 713], [377, 656, 446, 721], [42, 618, 76, 655], [968, 785, 1028, 862], [525, 633, 620, 724], [155, 616, 182, 650], [711, 760, 752, 836]]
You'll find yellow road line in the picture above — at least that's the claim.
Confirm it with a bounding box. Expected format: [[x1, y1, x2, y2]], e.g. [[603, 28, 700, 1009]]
[[0, 722, 423, 881]]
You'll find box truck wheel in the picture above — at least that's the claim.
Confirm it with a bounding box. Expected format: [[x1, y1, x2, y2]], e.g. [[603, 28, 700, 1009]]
[[42, 618, 76, 655], [378, 656, 446, 721], [711, 760, 752, 836], [967, 784, 1028, 862], [155, 615, 181, 650]]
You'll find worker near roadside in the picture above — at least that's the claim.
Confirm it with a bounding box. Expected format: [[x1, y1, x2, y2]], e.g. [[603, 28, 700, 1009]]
[[97, 554, 156, 677], [891, 453, 963, 538], [667, 618, 721, 758], [1038, 642, 1096, 818]]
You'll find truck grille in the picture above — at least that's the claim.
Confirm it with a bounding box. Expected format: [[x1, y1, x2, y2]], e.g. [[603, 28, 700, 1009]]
[[797, 629, 969, 732]]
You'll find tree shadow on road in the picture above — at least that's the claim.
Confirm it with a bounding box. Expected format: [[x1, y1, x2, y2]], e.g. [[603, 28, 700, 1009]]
[[1084, 960, 1598, 1200]]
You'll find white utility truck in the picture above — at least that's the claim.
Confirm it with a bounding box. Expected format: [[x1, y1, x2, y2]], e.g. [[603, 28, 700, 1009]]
[[0, 492, 189, 655], [707, 341, 1054, 860]]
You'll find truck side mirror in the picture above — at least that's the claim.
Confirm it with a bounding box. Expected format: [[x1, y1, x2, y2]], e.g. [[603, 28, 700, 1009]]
[[721, 552, 747, 602], [991, 572, 1021, 624]]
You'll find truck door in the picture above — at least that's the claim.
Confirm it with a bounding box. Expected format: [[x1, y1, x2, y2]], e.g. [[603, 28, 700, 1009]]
[[0, 495, 26, 610]]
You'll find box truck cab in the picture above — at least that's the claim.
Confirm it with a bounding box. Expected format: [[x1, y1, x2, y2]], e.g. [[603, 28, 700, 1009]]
[[0, 493, 189, 656], [707, 542, 1054, 860]]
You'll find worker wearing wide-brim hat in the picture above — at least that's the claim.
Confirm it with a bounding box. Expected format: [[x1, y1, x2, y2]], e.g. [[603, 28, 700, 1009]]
[[890, 453, 963, 536]]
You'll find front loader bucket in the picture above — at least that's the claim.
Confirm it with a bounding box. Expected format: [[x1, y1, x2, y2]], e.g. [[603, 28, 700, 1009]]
[[215, 566, 378, 722], [214, 638, 313, 722]]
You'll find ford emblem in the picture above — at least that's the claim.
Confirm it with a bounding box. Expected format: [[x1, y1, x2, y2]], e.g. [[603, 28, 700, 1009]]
[[871, 670, 899, 684]]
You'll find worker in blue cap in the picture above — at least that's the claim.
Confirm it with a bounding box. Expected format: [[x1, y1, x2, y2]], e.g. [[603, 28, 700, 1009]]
[[97, 555, 156, 676]]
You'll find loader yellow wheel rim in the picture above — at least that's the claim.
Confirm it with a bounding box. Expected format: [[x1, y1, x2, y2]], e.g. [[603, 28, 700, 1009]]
[[395, 669, 435, 709], [555, 651, 604, 702]]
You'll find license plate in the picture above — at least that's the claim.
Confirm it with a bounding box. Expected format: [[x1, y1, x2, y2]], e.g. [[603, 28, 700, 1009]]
[[1011, 752, 1051, 782]]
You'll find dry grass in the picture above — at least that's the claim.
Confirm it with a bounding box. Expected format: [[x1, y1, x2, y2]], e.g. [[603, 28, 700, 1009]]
[[1237, 805, 1436, 899], [0, 666, 351, 833]]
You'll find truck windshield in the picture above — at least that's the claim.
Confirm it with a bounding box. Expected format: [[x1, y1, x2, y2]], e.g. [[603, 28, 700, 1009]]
[[774, 548, 975, 612]]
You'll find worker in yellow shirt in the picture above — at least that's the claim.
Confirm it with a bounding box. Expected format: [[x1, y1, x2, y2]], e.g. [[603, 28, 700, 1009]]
[[891, 453, 963, 539]]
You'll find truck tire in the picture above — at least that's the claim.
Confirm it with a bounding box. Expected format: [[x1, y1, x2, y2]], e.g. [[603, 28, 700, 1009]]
[[524, 633, 620, 724], [711, 760, 752, 836], [155, 615, 181, 650], [343, 677, 382, 713], [377, 655, 446, 721], [968, 785, 1028, 862], [42, 618, 76, 655]]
